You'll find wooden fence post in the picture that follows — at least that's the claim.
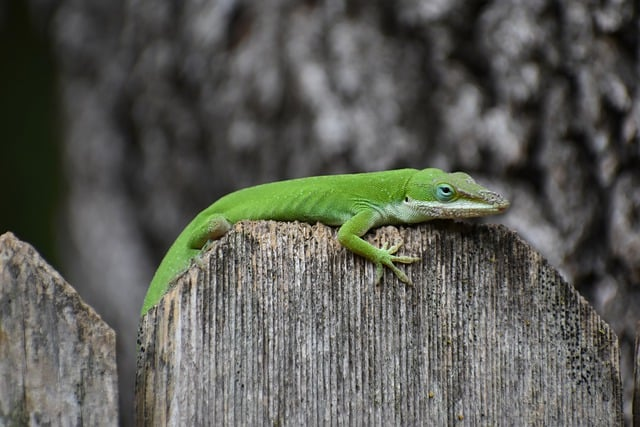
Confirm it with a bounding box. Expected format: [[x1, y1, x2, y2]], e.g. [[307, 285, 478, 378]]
[[0, 232, 118, 426], [634, 322, 639, 426], [136, 221, 622, 425]]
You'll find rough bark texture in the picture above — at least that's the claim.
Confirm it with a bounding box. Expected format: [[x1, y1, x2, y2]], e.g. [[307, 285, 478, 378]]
[[136, 221, 622, 425], [0, 232, 118, 426], [21, 0, 640, 422]]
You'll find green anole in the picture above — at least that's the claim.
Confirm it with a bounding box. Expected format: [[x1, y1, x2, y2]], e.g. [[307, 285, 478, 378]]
[[141, 168, 509, 315]]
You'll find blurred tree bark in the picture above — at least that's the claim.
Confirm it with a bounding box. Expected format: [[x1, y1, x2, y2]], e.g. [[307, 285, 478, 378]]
[[25, 0, 640, 423]]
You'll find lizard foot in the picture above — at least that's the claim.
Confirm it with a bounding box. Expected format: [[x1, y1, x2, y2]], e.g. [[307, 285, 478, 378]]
[[375, 242, 421, 285]]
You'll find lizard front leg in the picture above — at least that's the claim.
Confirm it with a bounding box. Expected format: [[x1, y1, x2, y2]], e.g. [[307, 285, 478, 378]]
[[337, 210, 420, 284]]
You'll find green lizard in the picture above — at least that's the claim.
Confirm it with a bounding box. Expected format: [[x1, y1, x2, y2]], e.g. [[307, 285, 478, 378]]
[[141, 168, 509, 315]]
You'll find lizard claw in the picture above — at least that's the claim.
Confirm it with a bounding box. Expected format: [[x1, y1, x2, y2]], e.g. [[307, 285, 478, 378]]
[[376, 241, 421, 285]]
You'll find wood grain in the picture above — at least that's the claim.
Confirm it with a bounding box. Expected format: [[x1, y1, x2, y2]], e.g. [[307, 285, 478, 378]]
[[136, 221, 622, 425], [634, 322, 640, 426], [0, 232, 118, 426]]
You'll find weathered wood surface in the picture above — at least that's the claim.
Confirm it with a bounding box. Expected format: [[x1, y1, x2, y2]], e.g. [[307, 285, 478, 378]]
[[0, 232, 118, 426], [634, 322, 640, 426], [136, 221, 622, 426]]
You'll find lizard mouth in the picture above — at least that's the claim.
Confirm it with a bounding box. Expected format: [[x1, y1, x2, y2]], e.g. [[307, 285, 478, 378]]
[[407, 190, 510, 220], [480, 190, 510, 209], [401, 187, 510, 222], [485, 194, 510, 213], [459, 189, 510, 214]]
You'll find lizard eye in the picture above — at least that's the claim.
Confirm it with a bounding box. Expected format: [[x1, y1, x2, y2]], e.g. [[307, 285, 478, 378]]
[[436, 183, 456, 202]]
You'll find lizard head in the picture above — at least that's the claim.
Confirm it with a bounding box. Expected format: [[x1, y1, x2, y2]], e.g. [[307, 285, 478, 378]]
[[403, 168, 510, 220]]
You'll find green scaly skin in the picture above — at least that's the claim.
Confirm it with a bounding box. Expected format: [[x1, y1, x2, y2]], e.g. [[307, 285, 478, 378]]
[[141, 168, 509, 315]]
